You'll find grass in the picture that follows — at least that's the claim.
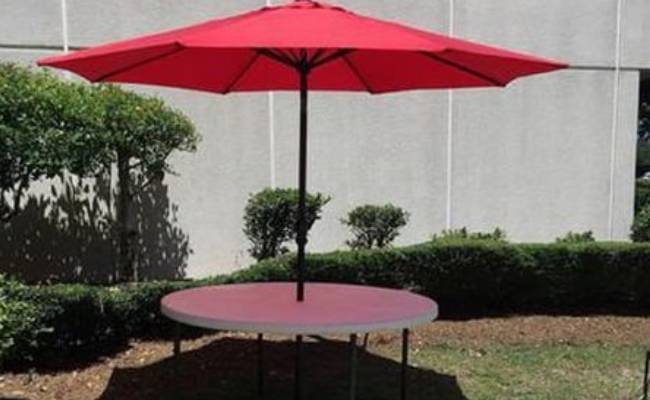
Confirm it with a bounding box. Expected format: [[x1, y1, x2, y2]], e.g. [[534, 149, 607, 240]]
[[404, 344, 646, 400]]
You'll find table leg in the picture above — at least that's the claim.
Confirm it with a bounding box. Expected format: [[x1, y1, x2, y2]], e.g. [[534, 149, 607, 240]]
[[349, 334, 358, 400], [257, 333, 264, 399], [400, 329, 409, 400], [362, 333, 369, 350], [643, 351, 650, 400], [173, 323, 181, 398], [294, 335, 304, 400]]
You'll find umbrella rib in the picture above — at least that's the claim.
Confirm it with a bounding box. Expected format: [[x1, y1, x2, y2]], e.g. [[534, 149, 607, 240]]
[[342, 55, 375, 93], [419, 51, 505, 87], [309, 49, 326, 65], [310, 49, 354, 69], [223, 52, 262, 94], [94, 44, 184, 82], [288, 49, 302, 64], [258, 49, 299, 69], [272, 49, 299, 66]]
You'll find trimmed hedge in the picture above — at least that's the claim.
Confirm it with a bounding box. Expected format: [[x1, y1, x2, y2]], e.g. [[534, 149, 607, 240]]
[[2, 241, 650, 368], [242, 241, 650, 314], [0, 278, 222, 368]]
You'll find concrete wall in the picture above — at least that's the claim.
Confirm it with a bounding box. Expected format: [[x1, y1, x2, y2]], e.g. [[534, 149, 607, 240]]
[[0, 0, 646, 280]]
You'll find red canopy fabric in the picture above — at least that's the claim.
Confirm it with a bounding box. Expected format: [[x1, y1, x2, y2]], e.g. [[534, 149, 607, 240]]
[[38, 0, 566, 93]]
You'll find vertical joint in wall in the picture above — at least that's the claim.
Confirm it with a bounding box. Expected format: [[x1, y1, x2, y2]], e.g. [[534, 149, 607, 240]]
[[445, 0, 455, 230], [608, 0, 624, 239]]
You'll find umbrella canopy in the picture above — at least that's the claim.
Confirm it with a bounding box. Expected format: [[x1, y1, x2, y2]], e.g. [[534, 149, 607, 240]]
[[38, 0, 567, 303], [38, 0, 565, 93]]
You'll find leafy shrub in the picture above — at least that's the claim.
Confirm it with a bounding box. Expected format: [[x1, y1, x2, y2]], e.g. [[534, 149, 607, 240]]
[[0, 275, 44, 367], [342, 204, 409, 249], [555, 231, 595, 243], [632, 204, 650, 242], [4, 241, 650, 368], [519, 242, 650, 309], [92, 85, 199, 282], [635, 179, 650, 213], [0, 63, 198, 281], [23, 284, 111, 357], [0, 64, 102, 222], [0, 279, 202, 368], [243, 188, 331, 261], [247, 241, 650, 314], [432, 227, 507, 243]]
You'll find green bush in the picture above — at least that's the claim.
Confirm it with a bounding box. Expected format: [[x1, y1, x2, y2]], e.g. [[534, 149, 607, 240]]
[[0, 275, 44, 367], [243, 188, 331, 261], [92, 85, 199, 281], [342, 204, 409, 249], [519, 242, 650, 309], [0, 64, 102, 222], [244, 241, 650, 314], [635, 179, 650, 213], [432, 227, 507, 243], [0, 279, 203, 367], [632, 204, 650, 242], [3, 241, 650, 368], [102, 280, 202, 338], [555, 231, 595, 243], [0, 63, 198, 281]]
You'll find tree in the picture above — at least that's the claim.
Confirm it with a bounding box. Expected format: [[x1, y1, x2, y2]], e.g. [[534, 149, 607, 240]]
[[0, 64, 102, 222], [243, 188, 330, 261], [88, 86, 198, 281], [0, 125, 48, 222], [0, 63, 198, 282], [637, 80, 650, 177], [632, 204, 650, 242], [342, 204, 409, 249]]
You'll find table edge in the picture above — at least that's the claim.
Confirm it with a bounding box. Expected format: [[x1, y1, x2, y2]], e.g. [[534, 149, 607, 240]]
[[161, 302, 438, 335]]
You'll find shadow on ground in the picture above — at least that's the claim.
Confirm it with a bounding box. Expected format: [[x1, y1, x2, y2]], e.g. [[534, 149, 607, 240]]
[[98, 336, 468, 400]]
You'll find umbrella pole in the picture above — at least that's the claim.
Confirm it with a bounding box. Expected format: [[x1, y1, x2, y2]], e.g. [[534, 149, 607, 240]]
[[296, 67, 309, 302]]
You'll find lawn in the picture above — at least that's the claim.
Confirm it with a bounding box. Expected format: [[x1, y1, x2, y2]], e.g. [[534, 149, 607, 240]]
[[1, 316, 648, 400], [409, 344, 644, 399]]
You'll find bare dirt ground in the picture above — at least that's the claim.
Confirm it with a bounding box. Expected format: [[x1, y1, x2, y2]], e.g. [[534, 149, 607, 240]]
[[411, 315, 650, 347], [1, 316, 648, 400]]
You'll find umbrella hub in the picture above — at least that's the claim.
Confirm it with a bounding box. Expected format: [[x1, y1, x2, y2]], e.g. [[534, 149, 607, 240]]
[[288, 0, 346, 12]]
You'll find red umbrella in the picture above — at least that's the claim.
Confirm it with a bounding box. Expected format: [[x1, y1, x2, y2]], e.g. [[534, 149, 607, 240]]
[[39, 0, 567, 302]]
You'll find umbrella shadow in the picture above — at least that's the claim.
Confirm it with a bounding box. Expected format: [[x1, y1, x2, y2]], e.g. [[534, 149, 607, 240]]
[[98, 336, 468, 400]]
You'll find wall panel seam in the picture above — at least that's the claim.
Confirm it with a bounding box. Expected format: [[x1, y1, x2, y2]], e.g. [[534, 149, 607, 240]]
[[445, 0, 455, 230], [60, 0, 69, 53], [608, 0, 624, 239], [266, 0, 276, 188]]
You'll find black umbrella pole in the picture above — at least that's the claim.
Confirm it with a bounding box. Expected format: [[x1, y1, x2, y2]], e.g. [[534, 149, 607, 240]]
[[296, 68, 309, 302]]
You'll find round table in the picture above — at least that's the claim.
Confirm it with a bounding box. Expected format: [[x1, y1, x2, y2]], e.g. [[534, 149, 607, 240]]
[[161, 282, 438, 400]]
